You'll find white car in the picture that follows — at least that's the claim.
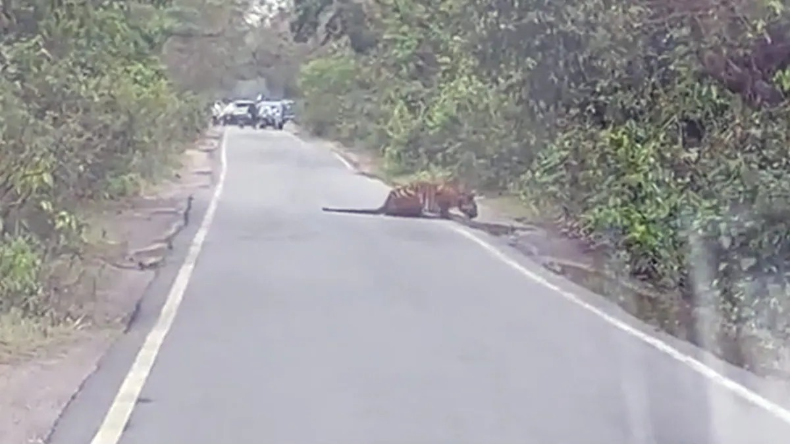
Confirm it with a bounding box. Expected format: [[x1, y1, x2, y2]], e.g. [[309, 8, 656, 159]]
[[255, 101, 285, 130], [221, 100, 256, 127]]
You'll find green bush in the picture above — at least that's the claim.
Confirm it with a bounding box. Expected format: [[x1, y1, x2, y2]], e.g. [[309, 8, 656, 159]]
[[0, 1, 209, 317], [293, 0, 790, 366]]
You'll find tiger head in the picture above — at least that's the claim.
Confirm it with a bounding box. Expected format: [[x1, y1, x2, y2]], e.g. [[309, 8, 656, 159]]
[[457, 190, 478, 219]]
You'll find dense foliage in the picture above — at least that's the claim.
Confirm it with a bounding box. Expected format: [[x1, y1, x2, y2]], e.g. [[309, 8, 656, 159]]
[[0, 0, 217, 318], [293, 0, 790, 368]]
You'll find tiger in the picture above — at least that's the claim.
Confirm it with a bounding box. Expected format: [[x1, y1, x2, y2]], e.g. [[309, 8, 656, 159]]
[[322, 180, 479, 219]]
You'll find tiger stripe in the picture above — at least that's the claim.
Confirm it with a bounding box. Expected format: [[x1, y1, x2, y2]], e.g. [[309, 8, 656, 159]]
[[322, 179, 478, 219]]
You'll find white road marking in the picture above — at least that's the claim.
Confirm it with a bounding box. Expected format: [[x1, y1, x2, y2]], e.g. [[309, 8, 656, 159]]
[[91, 133, 790, 442], [89, 130, 229, 444], [332, 151, 355, 170], [330, 148, 790, 425], [448, 225, 790, 424]]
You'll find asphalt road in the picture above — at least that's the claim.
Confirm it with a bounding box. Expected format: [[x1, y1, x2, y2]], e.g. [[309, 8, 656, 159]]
[[47, 127, 790, 444]]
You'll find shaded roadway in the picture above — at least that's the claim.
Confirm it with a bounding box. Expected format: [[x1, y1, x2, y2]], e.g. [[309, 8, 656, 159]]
[[47, 127, 790, 444]]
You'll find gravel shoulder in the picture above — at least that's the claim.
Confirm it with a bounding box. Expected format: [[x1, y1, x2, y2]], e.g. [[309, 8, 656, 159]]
[[0, 128, 223, 444]]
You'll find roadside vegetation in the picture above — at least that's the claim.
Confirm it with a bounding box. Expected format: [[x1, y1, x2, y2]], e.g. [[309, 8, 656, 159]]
[[289, 0, 790, 374], [0, 0, 263, 352]]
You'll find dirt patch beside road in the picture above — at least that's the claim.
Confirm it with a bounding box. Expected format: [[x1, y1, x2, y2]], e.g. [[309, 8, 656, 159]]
[[0, 128, 223, 444]]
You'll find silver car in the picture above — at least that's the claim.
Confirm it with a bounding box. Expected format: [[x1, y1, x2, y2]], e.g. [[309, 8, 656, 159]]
[[255, 101, 285, 130]]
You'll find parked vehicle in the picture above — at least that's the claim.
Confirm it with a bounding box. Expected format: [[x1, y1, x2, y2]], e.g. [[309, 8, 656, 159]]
[[256, 100, 285, 130], [221, 100, 256, 127], [281, 100, 296, 124]]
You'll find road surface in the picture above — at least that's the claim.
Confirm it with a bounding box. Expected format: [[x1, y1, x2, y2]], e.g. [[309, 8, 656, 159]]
[[48, 127, 790, 444]]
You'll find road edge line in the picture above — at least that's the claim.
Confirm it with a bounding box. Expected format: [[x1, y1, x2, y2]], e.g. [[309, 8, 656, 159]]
[[331, 146, 790, 424], [449, 224, 790, 424], [89, 130, 229, 444], [332, 151, 355, 170]]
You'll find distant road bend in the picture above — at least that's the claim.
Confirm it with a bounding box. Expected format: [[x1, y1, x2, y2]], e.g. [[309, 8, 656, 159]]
[[48, 127, 790, 444]]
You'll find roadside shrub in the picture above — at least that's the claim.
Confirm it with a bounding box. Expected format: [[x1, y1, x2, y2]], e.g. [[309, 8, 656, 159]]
[[0, 1, 209, 318], [293, 0, 790, 368]]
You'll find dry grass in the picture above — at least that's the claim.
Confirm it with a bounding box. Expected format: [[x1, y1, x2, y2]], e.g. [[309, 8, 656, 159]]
[[0, 148, 200, 364], [479, 194, 544, 223], [0, 310, 79, 364]]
